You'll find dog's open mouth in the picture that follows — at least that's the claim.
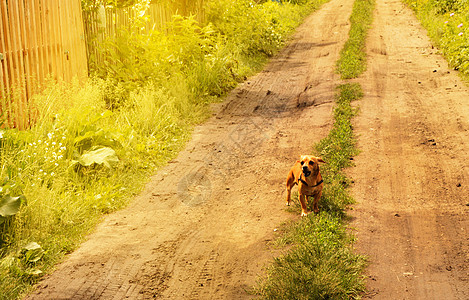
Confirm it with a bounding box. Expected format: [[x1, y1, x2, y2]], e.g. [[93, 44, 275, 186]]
[[303, 170, 312, 177]]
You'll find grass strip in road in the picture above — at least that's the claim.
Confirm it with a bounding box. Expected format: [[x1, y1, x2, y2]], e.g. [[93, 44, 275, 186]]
[[257, 0, 376, 296], [336, 0, 376, 79], [256, 84, 366, 299]]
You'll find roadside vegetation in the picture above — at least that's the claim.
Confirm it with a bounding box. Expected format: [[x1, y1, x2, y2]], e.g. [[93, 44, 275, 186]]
[[257, 0, 375, 298], [0, 1, 329, 299], [403, 0, 469, 79]]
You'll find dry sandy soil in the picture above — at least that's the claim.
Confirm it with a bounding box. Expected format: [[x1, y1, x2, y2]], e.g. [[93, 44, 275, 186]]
[[350, 0, 469, 299], [27, 0, 468, 299]]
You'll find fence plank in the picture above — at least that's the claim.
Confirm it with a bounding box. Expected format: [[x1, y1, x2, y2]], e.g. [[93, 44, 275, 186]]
[[33, 0, 42, 83], [61, 1, 72, 82], [38, 0, 51, 80], [26, 0, 41, 90], [17, 1, 30, 128], [0, 1, 10, 103], [1, 0, 14, 126], [24, 0, 40, 125], [52, 0, 63, 81], [9, 0, 26, 128]]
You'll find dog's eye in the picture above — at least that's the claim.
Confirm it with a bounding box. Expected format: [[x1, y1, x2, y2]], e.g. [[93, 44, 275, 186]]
[[308, 161, 314, 165], [300, 161, 304, 165]]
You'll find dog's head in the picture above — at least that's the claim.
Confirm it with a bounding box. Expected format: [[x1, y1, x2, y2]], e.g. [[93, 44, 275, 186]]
[[300, 155, 325, 178]]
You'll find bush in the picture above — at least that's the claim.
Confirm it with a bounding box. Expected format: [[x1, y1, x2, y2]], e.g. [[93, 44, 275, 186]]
[[91, 0, 319, 110]]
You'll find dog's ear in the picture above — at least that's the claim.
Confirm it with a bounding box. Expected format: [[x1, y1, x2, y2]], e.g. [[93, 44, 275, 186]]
[[317, 157, 325, 163]]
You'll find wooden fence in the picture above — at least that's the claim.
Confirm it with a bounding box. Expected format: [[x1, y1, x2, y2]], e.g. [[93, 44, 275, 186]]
[[0, 0, 206, 129], [82, 0, 206, 72], [0, 0, 88, 129]]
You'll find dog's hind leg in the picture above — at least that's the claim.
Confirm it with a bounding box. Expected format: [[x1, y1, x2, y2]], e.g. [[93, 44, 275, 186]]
[[285, 185, 292, 206], [285, 175, 296, 206], [312, 190, 322, 214]]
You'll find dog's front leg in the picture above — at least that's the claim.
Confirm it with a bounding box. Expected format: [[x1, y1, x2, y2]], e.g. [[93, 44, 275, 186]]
[[299, 194, 310, 216]]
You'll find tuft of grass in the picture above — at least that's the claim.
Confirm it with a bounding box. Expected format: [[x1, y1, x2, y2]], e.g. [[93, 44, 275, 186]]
[[336, 0, 376, 79], [259, 215, 366, 300], [256, 84, 367, 299]]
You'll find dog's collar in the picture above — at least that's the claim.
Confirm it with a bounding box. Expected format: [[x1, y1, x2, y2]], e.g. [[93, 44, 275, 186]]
[[299, 174, 323, 187]]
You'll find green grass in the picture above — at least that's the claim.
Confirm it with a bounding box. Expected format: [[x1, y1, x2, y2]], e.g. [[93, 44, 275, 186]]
[[336, 0, 376, 79], [259, 215, 365, 299], [0, 1, 331, 299], [402, 0, 469, 80], [0, 80, 196, 299]]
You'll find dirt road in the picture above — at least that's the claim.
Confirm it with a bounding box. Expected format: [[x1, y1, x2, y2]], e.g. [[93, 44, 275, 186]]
[[27, 0, 353, 298], [349, 0, 469, 298], [27, 0, 469, 299]]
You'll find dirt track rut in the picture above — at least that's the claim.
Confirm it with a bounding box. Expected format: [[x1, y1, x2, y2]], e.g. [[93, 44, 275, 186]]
[[27, 0, 353, 298], [350, 0, 469, 298]]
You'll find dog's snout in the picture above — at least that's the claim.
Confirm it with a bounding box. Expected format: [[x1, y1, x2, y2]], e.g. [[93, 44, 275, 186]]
[[302, 165, 309, 171]]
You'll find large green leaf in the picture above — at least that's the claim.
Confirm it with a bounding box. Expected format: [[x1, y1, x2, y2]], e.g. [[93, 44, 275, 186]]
[[76, 147, 119, 169], [22, 242, 44, 263], [0, 195, 25, 217]]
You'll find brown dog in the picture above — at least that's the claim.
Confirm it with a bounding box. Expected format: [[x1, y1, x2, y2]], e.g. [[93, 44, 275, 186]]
[[286, 155, 325, 216]]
